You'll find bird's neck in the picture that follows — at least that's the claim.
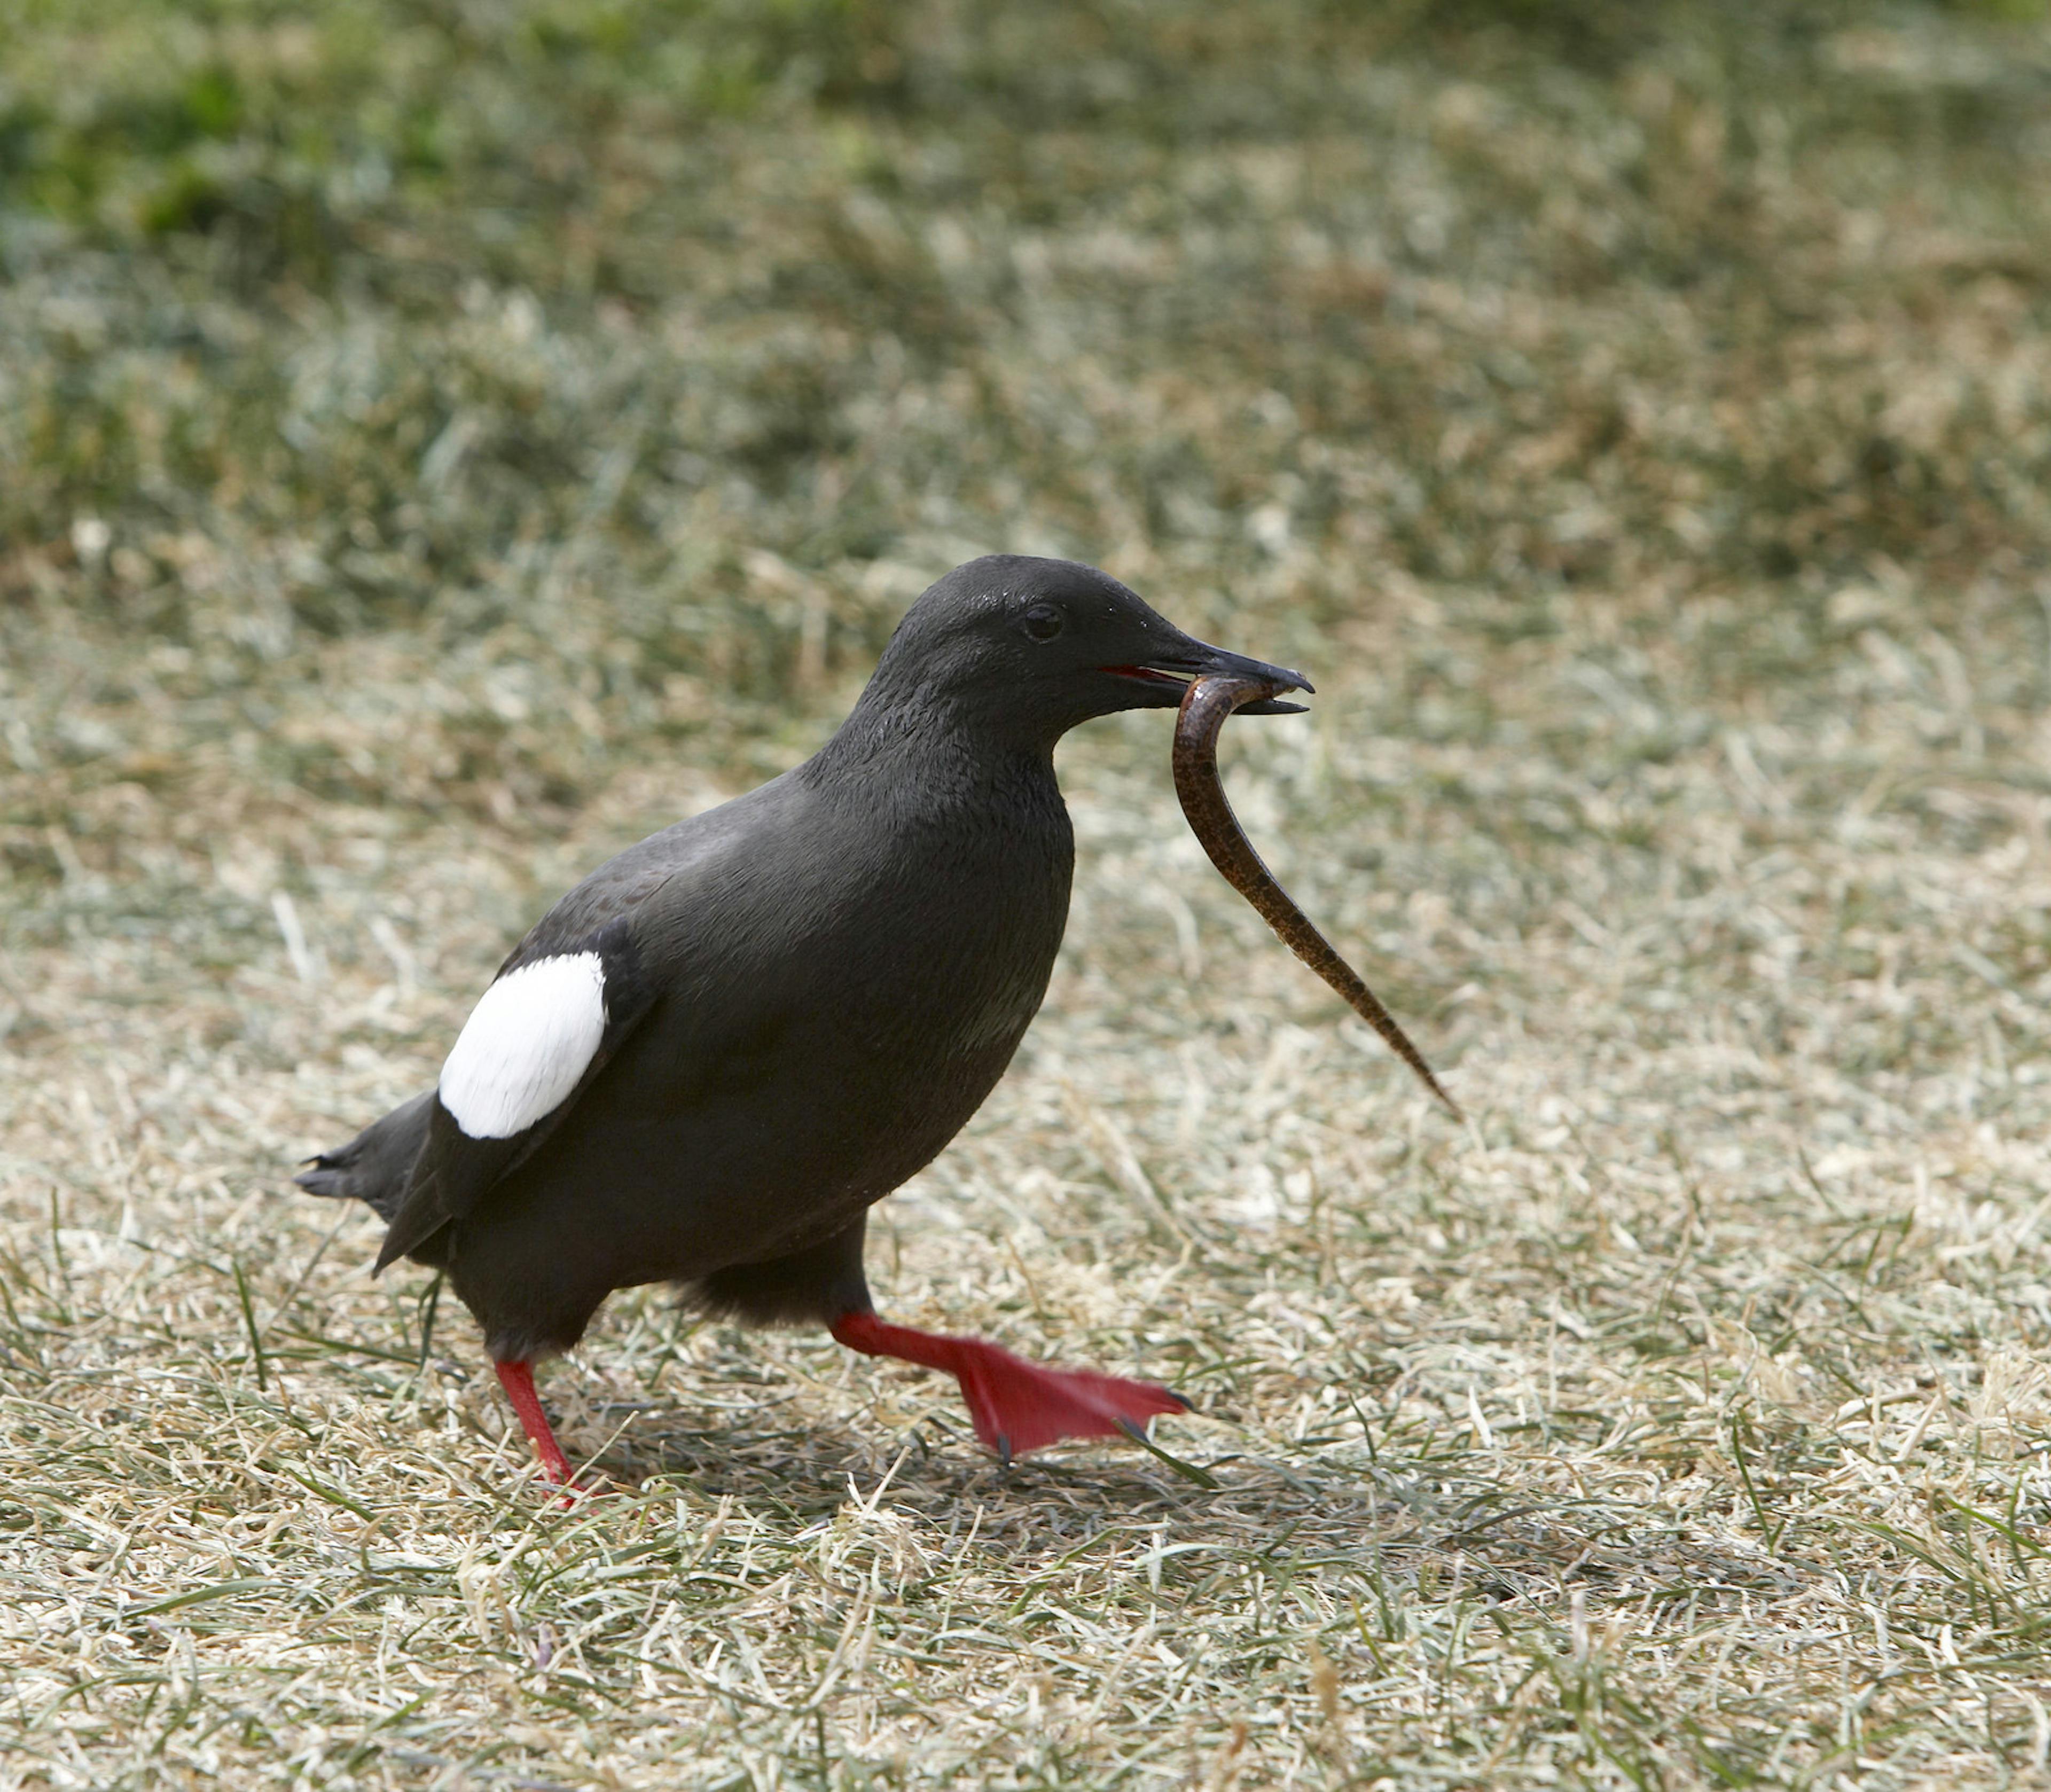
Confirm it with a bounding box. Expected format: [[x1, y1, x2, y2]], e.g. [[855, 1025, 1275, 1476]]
[[801, 695, 1066, 831]]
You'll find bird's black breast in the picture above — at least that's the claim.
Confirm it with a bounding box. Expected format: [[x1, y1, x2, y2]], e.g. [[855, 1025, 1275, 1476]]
[[437, 757, 1076, 1340]]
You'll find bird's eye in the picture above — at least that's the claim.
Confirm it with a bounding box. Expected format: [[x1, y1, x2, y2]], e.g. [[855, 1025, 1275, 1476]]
[[1021, 604, 1063, 643]]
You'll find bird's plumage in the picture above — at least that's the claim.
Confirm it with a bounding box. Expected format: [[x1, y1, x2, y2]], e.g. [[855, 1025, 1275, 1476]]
[[297, 554, 1310, 1474]]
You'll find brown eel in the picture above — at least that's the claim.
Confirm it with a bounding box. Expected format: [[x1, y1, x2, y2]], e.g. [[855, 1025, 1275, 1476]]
[[1173, 673, 1460, 1116]]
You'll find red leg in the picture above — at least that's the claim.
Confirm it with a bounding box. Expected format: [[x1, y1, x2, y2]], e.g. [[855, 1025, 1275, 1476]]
[[494, 1358, 577, 1487], [831, 1311, 1188, 1461]]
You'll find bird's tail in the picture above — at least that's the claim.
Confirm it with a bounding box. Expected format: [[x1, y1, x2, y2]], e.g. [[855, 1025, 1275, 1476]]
[[292, 1090, 436, 1224]]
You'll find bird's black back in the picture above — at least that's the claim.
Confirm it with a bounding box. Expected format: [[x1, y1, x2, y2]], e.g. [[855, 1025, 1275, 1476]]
[[307, 735, 1074, 1360]]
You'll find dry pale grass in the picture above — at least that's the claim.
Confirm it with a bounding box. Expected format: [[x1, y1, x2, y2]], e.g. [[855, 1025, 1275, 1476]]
[[5, 2, 2051, 1787]]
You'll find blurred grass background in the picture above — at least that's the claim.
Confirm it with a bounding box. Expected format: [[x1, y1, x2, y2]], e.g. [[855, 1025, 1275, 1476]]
[[5, 1, 2051, 1787]]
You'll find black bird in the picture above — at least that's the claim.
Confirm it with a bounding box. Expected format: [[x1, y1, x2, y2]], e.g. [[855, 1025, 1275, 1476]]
[[298, 556, 1310, 1484]]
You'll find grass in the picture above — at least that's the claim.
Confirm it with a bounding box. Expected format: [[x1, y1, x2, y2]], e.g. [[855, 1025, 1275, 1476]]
[[5, 0, 2051, 1784]]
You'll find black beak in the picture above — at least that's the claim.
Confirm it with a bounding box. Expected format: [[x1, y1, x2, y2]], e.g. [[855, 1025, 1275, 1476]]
[[1103, 637, 1314, 715]]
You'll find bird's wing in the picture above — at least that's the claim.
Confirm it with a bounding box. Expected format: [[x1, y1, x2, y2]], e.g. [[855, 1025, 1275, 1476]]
[[371, 881, 668, 1272]]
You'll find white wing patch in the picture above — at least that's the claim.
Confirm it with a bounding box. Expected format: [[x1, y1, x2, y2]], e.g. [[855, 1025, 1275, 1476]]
[[439, 952, 608, 1139]]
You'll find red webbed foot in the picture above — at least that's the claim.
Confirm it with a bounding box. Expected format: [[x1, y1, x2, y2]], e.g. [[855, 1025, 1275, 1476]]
[[830, 1311, 1188, 1460]]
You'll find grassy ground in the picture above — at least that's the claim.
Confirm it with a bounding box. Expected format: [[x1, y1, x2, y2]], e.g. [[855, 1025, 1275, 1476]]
[[5, 1, 2051, 1785]]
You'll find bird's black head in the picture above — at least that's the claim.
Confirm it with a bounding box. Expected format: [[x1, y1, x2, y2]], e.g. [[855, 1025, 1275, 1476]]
[[852, 555, 1312, 750]]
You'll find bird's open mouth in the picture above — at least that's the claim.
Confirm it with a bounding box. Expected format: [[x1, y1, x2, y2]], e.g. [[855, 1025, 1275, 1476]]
[[1103, 653, 1313, 715], [1103, 664, 1192, 692]]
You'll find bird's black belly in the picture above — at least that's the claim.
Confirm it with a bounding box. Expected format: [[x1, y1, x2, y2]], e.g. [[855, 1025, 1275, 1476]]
[[439, 826, 1069, 1359]]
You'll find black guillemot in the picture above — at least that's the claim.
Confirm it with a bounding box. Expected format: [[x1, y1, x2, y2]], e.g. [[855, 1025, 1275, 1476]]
[[297, 555, 1311, 1486]]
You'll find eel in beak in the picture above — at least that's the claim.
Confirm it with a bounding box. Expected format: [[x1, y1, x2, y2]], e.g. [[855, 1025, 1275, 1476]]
[[1172, 673, 1460, 1117]]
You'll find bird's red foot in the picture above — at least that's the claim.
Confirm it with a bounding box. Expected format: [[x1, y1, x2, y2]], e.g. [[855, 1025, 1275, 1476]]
[[830, 1311, 1188, 1460], [493, 1358, 602, 1500]]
